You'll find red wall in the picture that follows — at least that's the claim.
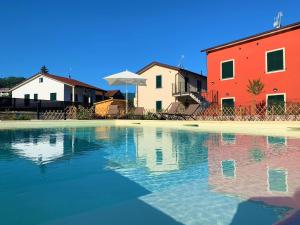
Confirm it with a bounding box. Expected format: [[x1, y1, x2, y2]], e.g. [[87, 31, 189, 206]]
[[207, 28, 300, 106]]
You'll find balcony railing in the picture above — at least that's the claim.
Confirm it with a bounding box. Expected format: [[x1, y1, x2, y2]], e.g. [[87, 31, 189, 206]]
[[172, 82, 199, 96]]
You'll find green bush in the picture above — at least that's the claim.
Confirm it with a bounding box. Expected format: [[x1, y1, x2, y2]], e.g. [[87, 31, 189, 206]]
[[76, 106, 95, 120]]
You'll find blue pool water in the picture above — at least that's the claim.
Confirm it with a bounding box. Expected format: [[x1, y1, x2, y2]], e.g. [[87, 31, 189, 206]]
[[0, 126, 300, 225]]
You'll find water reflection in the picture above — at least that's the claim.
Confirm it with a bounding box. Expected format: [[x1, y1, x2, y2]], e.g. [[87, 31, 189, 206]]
[[134, 127, 208, 173], [207, 133, 300, 224], [1, 127, 300, 225], [0, 128, 102, 165]]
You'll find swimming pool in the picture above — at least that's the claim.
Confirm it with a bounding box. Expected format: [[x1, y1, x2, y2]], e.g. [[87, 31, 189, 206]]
[[0, 126, 299, 225]]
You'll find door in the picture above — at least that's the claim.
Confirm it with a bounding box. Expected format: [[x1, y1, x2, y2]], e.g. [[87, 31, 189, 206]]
[[222, 98, 235, 116], [184, 77, 189, 93], [267, 94, 285, 115], [197, 80, 202, 92]]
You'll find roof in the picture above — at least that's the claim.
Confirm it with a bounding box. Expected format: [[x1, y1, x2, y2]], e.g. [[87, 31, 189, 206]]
[[137, 61, 206, 78], [105, 90, 121, 97], [201, 21, 300, 54], [11, 73, 105, 92]]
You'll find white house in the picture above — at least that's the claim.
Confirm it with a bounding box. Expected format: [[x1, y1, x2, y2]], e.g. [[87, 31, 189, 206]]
[[0, 88, 10, 97], [11, 73, 106, 105], [134, 62, 207, 111]]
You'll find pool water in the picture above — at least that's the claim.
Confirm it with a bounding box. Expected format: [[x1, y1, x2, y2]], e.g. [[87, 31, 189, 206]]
[[0, 126, 299, 225]]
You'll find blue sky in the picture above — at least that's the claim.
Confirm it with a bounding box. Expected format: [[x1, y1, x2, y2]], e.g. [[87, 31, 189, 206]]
[[0, 0, 299, 91]]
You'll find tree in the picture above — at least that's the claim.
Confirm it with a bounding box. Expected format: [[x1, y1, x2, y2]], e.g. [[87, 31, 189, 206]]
[[0, 77, 26, 88], [247, 79, 264, 115], [40, 65, 49, 74]]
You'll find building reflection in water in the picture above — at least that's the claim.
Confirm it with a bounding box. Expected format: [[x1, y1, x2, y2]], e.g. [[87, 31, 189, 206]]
[[207, 133, 300, 209], [3, 128, 102, 165], [134, 127, 208, 173]]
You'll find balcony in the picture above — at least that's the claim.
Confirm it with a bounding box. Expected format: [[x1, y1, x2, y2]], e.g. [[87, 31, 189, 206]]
[[172, 82, 200, 96]]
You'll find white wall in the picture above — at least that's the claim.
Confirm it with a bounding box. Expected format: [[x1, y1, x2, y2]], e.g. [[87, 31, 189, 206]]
[[12, 75, 65, 101]]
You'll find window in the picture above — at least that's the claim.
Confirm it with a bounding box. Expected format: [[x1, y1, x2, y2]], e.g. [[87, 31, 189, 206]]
[[156, 101, 162, 112], [156, 149, 163, 165], [267, 94, 285, 115], [221, 98, 235, 116], [221, 133, 236, 144], [221, 60, 234, 80], [39, 78, 43, 83], [221, 160, 236, 178], [34, 94, 38, 101], [268, 168, 287, 192], [267, 136, 286, 146], [50, 93, 57, 101], [24, 94, 30, 106], [156, 75, 162, 88], [266, 48, 285, 73]]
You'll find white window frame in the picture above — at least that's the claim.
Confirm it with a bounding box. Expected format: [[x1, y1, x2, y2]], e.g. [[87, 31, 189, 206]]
[[220, 59, 235, 80], [267, 167, 288, 193], [265, 47, 286, 74], [221, 159, 236, 179], [266, 93, 286, 113]]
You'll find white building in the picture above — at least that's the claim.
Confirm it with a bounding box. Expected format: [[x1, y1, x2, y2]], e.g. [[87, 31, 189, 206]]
[[0, 88, 10, 97], [11, 73, 105, 104]]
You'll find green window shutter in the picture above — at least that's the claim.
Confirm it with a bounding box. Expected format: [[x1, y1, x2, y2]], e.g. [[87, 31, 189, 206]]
[[267, 49, 284, 72], [156, 101, 162, 112], [221, 61, 234, 79], [50, 93, 57, 101], [156, 75, 162, 88], [34, 94, 38, 101], [268, 169, 287, 192], [222, 98, 234, 108], [222, 98, 235, 116], [155, 149, 163, 165], [267, 94, 285, 114], [222, 160, 235, 178], [24, 94, 30, 106]]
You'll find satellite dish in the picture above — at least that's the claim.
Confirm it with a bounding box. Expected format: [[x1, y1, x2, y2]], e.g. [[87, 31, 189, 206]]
[[273, 11, 283, 29]]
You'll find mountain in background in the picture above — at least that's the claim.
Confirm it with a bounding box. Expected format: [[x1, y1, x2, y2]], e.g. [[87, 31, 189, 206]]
[[0, 77, 26, 88]]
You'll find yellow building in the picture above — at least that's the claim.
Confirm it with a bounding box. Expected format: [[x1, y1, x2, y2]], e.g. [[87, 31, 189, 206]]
[[134, 62, 207, 112]]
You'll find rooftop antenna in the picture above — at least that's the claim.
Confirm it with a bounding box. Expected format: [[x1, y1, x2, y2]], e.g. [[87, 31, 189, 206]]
[[178, 55, 185, 68], [273, 11, 283, 29], [68, 67, 72, 79]]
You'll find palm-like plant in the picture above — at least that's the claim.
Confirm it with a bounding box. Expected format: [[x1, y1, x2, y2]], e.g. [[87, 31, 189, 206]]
[[247, 79, 264, 114]]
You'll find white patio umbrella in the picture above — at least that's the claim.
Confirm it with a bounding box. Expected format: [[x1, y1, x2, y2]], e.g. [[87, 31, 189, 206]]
[[103, 70, 147, 114]]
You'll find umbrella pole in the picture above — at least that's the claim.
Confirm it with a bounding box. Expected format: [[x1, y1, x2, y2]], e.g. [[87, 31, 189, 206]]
[[126, 82, 128, 115]]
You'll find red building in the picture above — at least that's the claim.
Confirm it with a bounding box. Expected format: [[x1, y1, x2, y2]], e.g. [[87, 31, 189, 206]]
[[202, 22, 300, 109]]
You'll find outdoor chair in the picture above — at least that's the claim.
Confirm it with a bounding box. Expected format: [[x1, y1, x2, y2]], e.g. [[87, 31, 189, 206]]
[[107, 105, 120, 119], [132, 107, 144, 119], [158, 102, 181, 120], [178, 104, 200, 120]]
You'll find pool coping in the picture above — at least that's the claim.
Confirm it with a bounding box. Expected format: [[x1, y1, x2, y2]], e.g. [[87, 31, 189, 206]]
[[1, 119, 300, 138]]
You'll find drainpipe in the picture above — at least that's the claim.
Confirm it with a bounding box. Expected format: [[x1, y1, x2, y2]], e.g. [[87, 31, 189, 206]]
[[72, 86, 75, 103]]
